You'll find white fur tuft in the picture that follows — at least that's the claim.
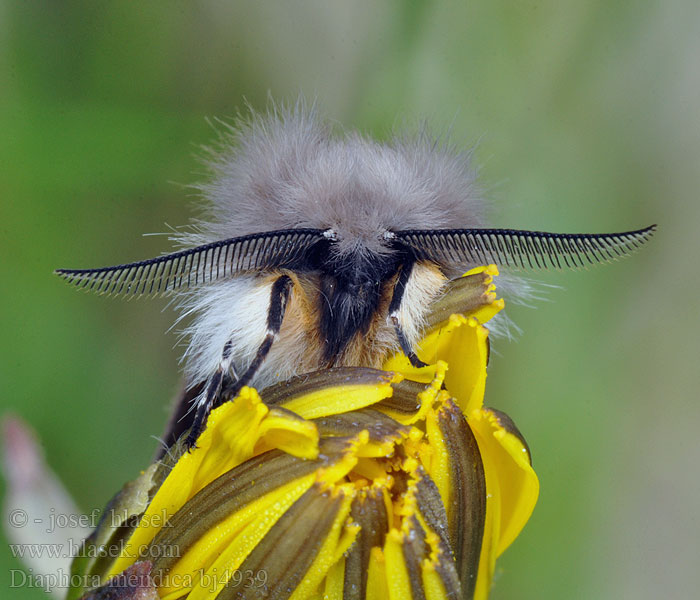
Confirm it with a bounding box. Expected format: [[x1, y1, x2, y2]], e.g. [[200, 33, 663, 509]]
[[177, 276, 272, 385]]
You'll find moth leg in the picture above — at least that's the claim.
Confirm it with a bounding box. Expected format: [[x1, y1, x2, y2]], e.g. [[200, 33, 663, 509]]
[[185, 341, 235, 450], [185, 274, 293, 449], [219, 274, 294, 404], [388, 260, 427, 368]]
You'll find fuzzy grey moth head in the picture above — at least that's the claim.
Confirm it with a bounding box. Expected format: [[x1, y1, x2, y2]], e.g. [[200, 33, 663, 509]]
[[184, 102, 485, 258]]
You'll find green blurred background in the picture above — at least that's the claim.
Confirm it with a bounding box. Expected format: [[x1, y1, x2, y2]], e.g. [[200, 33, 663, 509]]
[[1, 1, 698, 598]]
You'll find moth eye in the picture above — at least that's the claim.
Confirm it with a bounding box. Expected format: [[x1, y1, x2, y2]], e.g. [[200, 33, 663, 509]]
[[322, 229, 338, 241], [383, 230, 397, 240]]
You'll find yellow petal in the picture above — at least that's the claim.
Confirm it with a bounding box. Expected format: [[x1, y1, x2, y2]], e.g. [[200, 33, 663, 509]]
[[322, 556, 346, 600], [422, 392, 453, 504], [256, 407, 319, 460], [439, 315, 492, 414], [421, 559, 450, 600], [423, 396, 486, 599], [389, 309, 500, 415], [366, 547, 390, 600], [469, 408, 539, 557], [315, 432, 370, 486], [384, 530, 413, 600], [273, 373, 403, 419], [289, 485, 358, 600], [376, 362, 446, 425], [381, 353, 438, 384], [423, 265, 498, 333]]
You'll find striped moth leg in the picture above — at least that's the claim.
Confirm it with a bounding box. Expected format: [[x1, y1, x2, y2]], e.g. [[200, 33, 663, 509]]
[[388, 260, 428, 369], [184, 274, 293, 449]]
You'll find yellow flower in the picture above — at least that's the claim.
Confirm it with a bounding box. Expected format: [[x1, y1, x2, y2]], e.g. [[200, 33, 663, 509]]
[[70, 267, 538, 600]]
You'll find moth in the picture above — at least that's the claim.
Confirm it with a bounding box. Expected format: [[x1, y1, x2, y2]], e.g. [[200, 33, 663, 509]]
[[56, 105, 655, 449]]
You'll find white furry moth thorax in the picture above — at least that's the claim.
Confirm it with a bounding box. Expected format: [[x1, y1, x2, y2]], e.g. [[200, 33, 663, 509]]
[[56, 106, 655, 449]]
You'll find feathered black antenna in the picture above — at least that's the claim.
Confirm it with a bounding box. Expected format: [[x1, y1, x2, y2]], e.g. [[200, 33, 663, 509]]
[[55, 225, 656, 297], [395, 225, 656, 270], [54, 229, 325, 297]]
